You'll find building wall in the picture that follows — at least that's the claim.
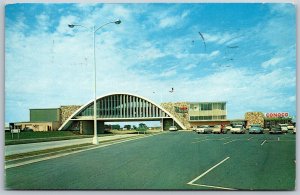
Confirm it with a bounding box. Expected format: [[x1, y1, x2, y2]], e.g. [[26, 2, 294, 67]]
[[244, 112, 265, 128], [30, 108, 60, 122], [161, 102, 190, 129], [60, 105, 81, 126], [14, 122, 60, 131]]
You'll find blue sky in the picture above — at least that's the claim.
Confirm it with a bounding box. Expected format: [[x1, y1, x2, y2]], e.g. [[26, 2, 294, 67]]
[[5, 3, 296, 123]]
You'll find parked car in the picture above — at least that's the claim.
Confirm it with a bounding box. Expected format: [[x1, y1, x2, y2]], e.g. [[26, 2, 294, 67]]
[[225, 125, 232, 132], [293, 127, 296, 134], [196, 125, 212, 134], [212, 125, 222, 134], [249, 124, 264, 134], [287, 124, 295, 131], [169, 126, 178, 131], [279, 124, 288, 133], [230, 125, 245, 134], [269, 125, 282, 134]]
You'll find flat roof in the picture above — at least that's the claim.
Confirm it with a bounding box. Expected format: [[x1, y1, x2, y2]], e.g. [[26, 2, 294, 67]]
[[188, 101, 227, 104]]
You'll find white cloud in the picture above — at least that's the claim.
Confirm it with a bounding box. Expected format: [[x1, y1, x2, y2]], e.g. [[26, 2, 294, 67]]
[[160, 66, 177, 77], [184, 64, 196, 70], [36, 13, 50, 31], [261, 57, 284, 68], [204, 32, 239, 45], [158, 9, 190, 28], [55, 15, 79, 35]]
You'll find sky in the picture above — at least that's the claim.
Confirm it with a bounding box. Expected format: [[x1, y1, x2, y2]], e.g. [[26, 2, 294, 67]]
[[4, 3, 296, 123]]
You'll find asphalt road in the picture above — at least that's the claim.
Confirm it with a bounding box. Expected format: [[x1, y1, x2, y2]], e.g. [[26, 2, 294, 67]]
[[5, 131, 296, 190]]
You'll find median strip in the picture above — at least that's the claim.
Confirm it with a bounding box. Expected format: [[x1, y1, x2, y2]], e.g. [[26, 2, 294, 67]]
[[5, 134, 158, 169]]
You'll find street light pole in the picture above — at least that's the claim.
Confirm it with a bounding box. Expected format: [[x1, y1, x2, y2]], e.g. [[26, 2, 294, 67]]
[[68, 20, 121, 145], [92, 25, 98, 145]]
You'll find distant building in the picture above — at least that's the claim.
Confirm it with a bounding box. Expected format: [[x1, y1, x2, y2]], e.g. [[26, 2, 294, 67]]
[[12, 106, 80, 132]]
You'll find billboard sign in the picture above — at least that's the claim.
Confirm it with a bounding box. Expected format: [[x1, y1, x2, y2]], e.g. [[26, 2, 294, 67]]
[[175, 106, 188, 113], [265, 112, 289, 118]]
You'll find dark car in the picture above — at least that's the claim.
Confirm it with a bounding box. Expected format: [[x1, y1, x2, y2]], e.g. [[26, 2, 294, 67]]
[[269, 125, 282, 134], [249, 124, 264, 134]]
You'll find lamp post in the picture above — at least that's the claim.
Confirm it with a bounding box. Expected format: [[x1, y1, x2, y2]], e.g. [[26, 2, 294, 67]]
[[68, 20, 121, 145], [169, 88, 175, 128]]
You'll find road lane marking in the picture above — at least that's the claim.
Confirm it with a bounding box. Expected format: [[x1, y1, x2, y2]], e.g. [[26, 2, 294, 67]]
[[187, 157, 230, 185], [261, 140, 267, 146], [248, 137, 254, 140], [224, 140, 235, 144], [188, 183, 236, 190], [192, 139, 207, 144]]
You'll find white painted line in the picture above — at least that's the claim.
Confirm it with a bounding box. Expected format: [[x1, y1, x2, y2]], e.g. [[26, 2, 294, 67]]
[[188, 183, 236, 190], [192, 139, 207, 144], [248, 137, 253, 140], [261, 140, 267, 146], [224, 140, 235, 145], [5, 134, 154, 169], [187, 157, 230, 185]]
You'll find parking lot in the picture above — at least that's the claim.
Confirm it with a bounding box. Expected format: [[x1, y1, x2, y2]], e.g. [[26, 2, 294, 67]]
[[5, 131, 295, 190]]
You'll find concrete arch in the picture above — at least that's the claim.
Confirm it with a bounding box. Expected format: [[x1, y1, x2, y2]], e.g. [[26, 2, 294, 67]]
[[58, 92, 186, 131]]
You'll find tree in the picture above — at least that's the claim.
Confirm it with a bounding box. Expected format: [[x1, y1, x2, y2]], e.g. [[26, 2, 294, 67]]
[[111, 124, 120, 130], [124, 125, 131, 130]]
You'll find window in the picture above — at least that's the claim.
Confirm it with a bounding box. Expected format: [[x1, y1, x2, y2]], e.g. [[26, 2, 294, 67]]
[[200, 103, 212, 110]]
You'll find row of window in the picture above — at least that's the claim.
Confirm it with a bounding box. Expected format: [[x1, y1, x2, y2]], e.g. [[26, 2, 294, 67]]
[[189, 115, 226, 121], [189, 103, 226, 111], [77, 95, 167, 118]]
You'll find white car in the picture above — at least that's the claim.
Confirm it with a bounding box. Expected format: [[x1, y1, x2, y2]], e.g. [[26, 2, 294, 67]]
[[230, 125, 245, 134], [287, 124, 294, 131], [212, 125, 222, 134], [196, 125, 212, 134], [279, 124, 288, 133], [169, 126, 178, 131]]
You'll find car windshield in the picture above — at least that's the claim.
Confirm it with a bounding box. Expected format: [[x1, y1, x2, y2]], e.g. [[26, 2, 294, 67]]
[[280, 124, 287, 127], [200, 125, 208, 128]]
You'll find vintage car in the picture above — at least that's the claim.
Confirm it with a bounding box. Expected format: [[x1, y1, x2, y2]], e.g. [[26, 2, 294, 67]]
[[169, 126, 178, 131], [196, 125, 213, 134], [269, 125, 282, 134], [230, 124, 245, 134], [279, 124, 288, 133], [212, 125, 222, 134], [249, 124, 264, 134], [225, 125, 232, 132], [287, 124, 295, 131]]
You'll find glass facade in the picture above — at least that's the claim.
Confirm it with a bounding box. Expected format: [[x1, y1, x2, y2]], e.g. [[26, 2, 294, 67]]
[[76, 94, 169, 118], [189, 102, 227, 121]]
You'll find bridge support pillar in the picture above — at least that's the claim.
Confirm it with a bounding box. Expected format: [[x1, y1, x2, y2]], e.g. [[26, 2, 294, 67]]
[[80, 121, 105, 135], [163, 118, 181, 130]]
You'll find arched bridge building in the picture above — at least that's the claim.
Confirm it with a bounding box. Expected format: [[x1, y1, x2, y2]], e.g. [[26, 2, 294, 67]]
[[59, 93, 186, 134]]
